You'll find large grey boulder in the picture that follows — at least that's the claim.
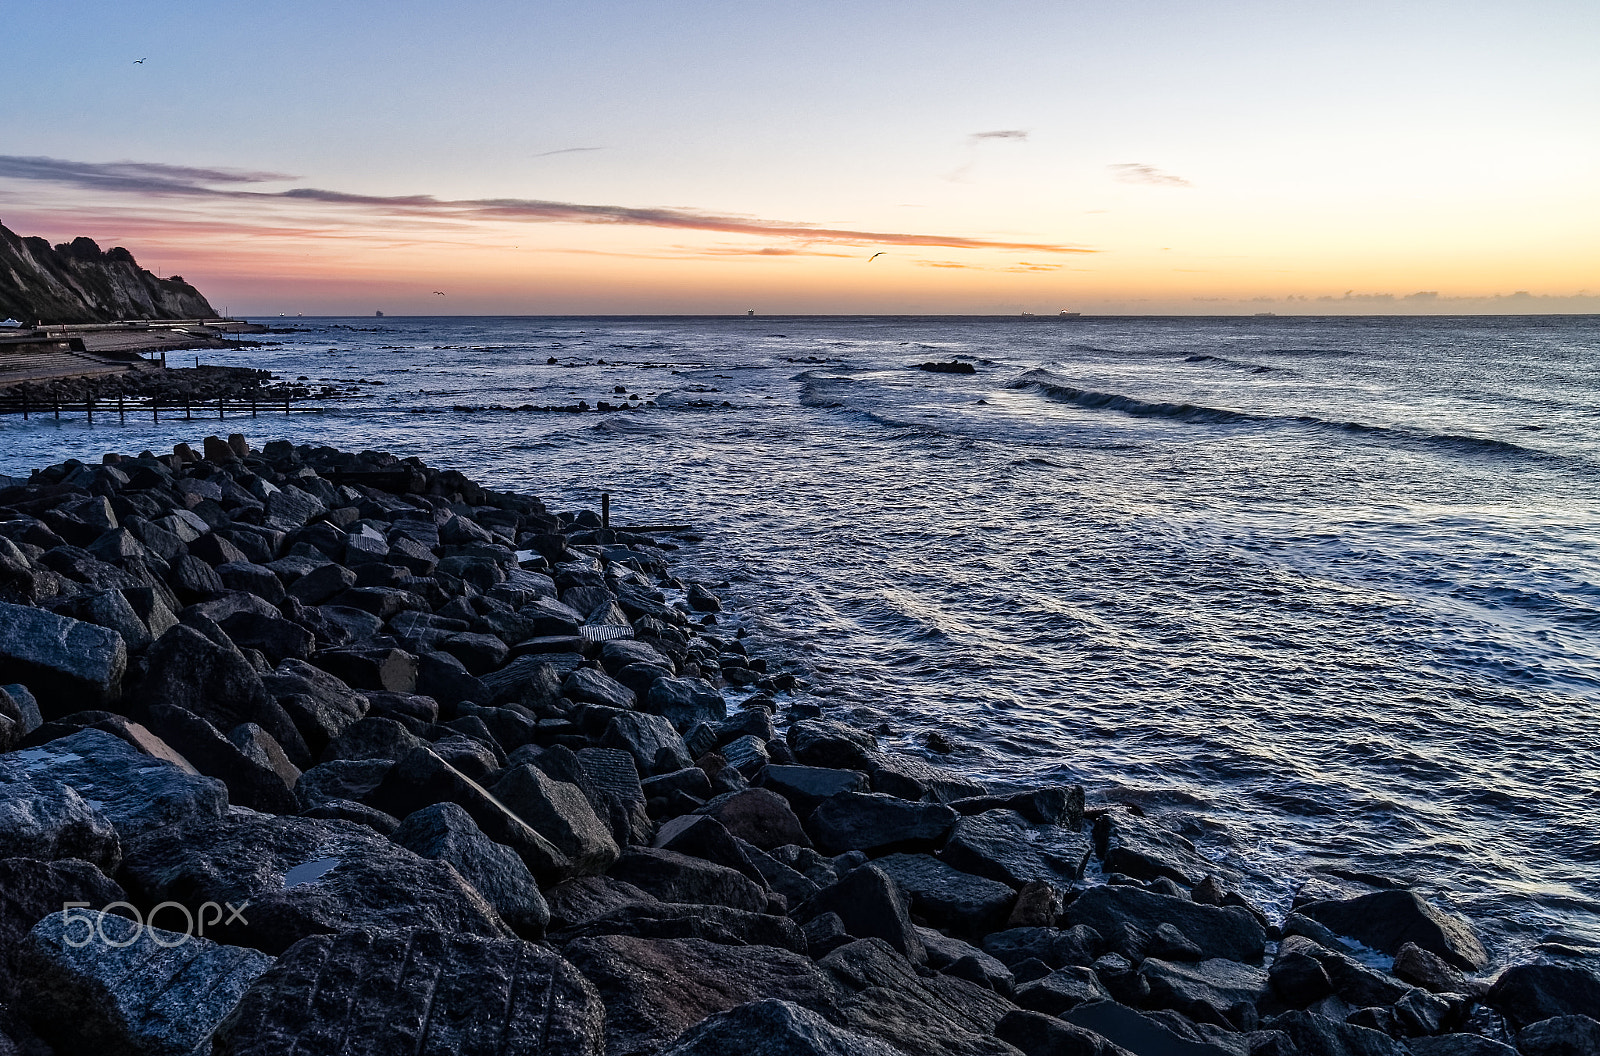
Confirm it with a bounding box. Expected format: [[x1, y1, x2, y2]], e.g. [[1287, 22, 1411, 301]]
[[1093, 808, 1222, 887], [1265, 1009, 1411, 1056], [1139, 957, 1268, 1031], [644, 676, 727, 732], [0, 728, 225, 844], [801, 866, 925, 964], [391, 802, 551, 938], [554, 900, 806, 953], [565, 934, 843, 1056], [0, 600, 126, 714], [939, 811, 1091, 889], [491, 763, 620, 876], [0, 858, 126, 1003], [808, 793, 958, 856], [602, 712, 694, 775], [658, 999, 902, 1056], [216, 927, 603, 1054], [118, 812, 512, 955], [19, 909, 274, 1056], [1487, 963, 1600, 1031], [142, 704, 299, 815], [1298, 889, 1489, 971], [874, 854, 1016, 937], [1064, 885, 1266, 965], [0, 769, 122, 871], [258, 658, 369, 759], [608, 846, 769, 912]]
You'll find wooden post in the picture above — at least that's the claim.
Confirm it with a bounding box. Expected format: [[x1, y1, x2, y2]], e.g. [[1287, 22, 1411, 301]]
[[119, 395, 125, 423], [54, 399, 60, 420], [21, 392, 27, 420], [601, 493, 610, 529], [252, 398, 257, 418], [219, 398, 225, 419], [153, 399, 159, 423], [185, 397, 191, 420], [86, 395, 92, 424]]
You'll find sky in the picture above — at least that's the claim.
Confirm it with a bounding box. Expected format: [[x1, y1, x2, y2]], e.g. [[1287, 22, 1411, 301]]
[[2, 0, 1597, 315]]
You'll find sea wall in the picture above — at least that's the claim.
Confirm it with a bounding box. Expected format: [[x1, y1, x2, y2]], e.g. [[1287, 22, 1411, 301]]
[[0, 222, 216, 324], [0, 438, 1591, 1055]]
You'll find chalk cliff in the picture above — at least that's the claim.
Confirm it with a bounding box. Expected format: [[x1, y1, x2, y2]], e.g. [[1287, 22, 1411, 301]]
[[0, 222, 216, 324]]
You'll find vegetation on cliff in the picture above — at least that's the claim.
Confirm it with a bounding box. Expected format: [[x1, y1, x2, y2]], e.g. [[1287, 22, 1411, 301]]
[[0, 221, 216, 324]]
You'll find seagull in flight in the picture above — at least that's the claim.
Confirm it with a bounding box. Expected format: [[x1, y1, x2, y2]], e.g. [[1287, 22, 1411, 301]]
[[868, 252, 885, 262], [433, 290, 445, 296], [133, 58, 146, 64]]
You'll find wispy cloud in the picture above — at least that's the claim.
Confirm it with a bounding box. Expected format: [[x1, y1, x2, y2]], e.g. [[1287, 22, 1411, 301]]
[[530, 147, 604, 158], [0, 154, 1091, 254], [969, 129, 1029, 143], [1110, 163, 1191, 188]]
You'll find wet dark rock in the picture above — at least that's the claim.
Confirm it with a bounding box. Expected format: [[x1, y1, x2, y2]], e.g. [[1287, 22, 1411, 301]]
[[1516, 1015, 1600, 1056], [1298, 889, 1489, 971], [575, 745, 654, 846], [322, 714, 427, 762], [646, 675, 728, 731], [217, 609, 314, 664], [800, 865, 925, 963], [994, 1009, 1131, 1056], [557, 900, 806, 952], [367, 745, 571, 881], [1392, 942, 1471, 994], [1007, 881, 1068, 928], [1063, 1000, 1240, 1056], [653, 814, 765, 884], [1404, 1037, 1517, 1056], [607, 846, 768, 912], [602, 711, 694, 775], [656, 999, 903, 1056], [0, 728, 225, 843], [545, 875, 660, 930], [391, 801, 551, 938], [311, 645, 418, 694], [644, 765, 714, 801], [417, 648, 491, 706], [1064, 886, 1266, 965], [49, 588, 154, 651], [952, 786, 1085, 828], [1140, 958, 1267, 1030], [819, 938, 1017, 1056], [788, 719, 878, 770], [698, 787, 809, 850], [0, 684, 41, 736], [0, 600, 126, 713], [438, 630, 509, 675], [874, 853, 1017, 935], [142, 703, 300, 814], [940, 811, 1091, 890], [284, 560, 355, 604], [295, 757, 391, 808], [214, 928, 603, 1056], [982, 926, 1103, 970], [492, 763, 620, 875], [433, 730, 504, 781], [0, 766, 122, 871], [137, 623, 312, 767], [0, 858, 126, 1004], [564, 934, 841, 1056], [1015, 967, 1114, 1016], [760, 764, 872, 814], [215, 561, 285, 603], [601, 637, 673, 673], [1264, 1009, 1411, 1056], [299, 798, 399, 834], [118, 812, 511, 955], [869, 752, 988, 803], [19, 909, 275, 1056], [1094, 808, 1221, 887], [1268, 936, 1335, 1006], [808, 792, 958, 855], [564, 666, 637, 710], [1487, 963, 1600, 1031], [168, 552, 224, 601]]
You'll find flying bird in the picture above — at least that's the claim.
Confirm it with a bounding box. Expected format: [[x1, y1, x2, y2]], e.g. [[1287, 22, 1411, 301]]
[[433, 291, 445, 296], [868, 252, 885, 262], [133, 58, 146, 64]]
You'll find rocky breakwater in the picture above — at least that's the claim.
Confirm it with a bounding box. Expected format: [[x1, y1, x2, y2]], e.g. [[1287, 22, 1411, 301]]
[[0, 438, 1593, 1056]]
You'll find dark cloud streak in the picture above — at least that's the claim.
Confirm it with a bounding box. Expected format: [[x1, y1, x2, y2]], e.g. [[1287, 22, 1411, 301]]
[[0, 153, 1091, 254]]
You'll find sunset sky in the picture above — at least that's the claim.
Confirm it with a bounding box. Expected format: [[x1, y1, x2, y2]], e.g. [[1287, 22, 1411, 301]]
[[3, 0, 1596, 315]]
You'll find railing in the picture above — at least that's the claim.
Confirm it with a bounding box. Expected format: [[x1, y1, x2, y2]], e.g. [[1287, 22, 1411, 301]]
[[0, 393, 326, 422]]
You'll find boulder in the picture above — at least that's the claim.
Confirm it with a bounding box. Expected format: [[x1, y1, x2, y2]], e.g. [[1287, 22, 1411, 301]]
[[602, 712, 694, 775], [0, 858, 126, 1003], [801, 865, 925, 963], [0, 769, 122, 871], [1093, 809, 1221, 887], [1271, 936, 1411, 1010], [1392, 942, 1470, 994], [808, 793, 958, 855], [1487, 963, 1600, 1031], [491, 763, 620, 875], [607, 847, 768, 912], [322, 715, 427, 763], [216, 610, 314, 665], [952, 786, 1085, 828], [1404, 1038, 1516, 1056], [1139, 958, 1268, 1030], [789, 719, 878, 770], [573, 746, 654, 846], [367, 745, 571, 881], [874, 853, 1017, 936], [117, 812, 512, 955], [1516, 1015, 1600, 1056], [555, 901, 806, 953], [653, 814, 765, 884], [1298, 890, 1489, 971], [1014, 967, 1114, 1017], [699, 788, 810, 850], [564, 935, 842, 1056], [0, 728, 225, 844], [136, 623, 312, 768], [295, 758, 392, 808], [564, 666, 637, 710], [869, 752, 988, 803], [1061, 1000, 1239, 1056], [657, 999, 902, 1056], [994, 1010, 1131, 1056], [546, 875, 661, 930], [1265, 1009, 1411, 1056], [760, 764, 872, 814], [142, 704, 300, 814], [214, 928, 603, 1055], [439, 631, 510, 675], [940, 811, 1091, 889], [645, 676, 727, 731], [0, 600, 126, 713], [1064, 886, 1266, 965], [19, 909, 275, 1056], [981, 927, 1103, 971], [391, 802, 551, 938]]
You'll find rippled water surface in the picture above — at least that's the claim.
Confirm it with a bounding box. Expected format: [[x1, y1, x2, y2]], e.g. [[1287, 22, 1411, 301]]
[[4, 315, 1597, 964]]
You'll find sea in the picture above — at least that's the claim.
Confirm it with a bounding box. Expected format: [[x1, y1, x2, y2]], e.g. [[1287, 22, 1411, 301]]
[[3, 314, 1597, 968]]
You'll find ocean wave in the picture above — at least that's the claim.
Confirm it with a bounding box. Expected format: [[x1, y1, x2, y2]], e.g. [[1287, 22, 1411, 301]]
[[1007, 369, 1553, 460], [1184, 353, 1284, 375]]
